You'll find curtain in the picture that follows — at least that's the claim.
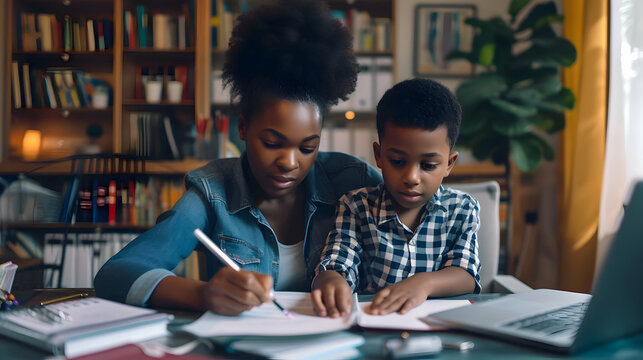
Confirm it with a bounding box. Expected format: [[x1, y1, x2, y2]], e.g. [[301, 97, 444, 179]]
[[598, 0, 643, 274], [558, 0, 608, 292]]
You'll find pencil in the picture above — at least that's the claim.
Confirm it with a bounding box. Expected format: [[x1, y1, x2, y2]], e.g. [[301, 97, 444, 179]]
[[40, 293, 89, 306], [193, 229, 293, 319]]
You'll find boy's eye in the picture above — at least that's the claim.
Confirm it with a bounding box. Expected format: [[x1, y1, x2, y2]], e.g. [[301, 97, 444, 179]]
[[421, 163, 438, 171], [263, 141, 281, 149], [300, 146, 316, 154], [388, 158, 405, 167]]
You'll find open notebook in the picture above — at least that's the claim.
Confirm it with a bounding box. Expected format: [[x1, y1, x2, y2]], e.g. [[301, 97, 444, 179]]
[[0, 297, 172, 358], [181, 291, 471, 337]]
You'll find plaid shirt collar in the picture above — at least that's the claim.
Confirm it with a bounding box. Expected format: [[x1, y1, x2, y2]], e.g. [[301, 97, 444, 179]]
[[375, 183, 447, 226]]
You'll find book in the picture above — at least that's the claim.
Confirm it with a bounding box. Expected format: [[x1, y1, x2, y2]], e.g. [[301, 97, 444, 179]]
[[0, 261, 18, 293], [11, 61, 21, 109], [0, 297, 172, 358], [59, 176, 80, 223], [163, 116, 181, 160], [86, 19, 95, 51], [22, 63, 32, 108], [181, 291, 471, 337]]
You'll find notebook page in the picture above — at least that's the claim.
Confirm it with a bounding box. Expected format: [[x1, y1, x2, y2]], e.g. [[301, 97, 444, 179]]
[[357, 299, 471, 331], [181, 291, 352, 337], [3, 298, 157, 335]]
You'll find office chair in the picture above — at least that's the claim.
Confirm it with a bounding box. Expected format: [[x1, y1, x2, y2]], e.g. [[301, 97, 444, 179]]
[[445, 180, 531, 293]]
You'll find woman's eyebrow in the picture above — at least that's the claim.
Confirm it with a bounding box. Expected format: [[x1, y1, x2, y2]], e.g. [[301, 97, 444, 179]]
[[263, 129, 320, 143]]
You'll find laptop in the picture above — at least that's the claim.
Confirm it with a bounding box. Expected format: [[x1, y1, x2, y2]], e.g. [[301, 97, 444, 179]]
[[427, 180, 643, 353]]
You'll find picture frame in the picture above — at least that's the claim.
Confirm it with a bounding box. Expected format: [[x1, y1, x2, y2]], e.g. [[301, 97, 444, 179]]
[[413, 4, 477, 78]]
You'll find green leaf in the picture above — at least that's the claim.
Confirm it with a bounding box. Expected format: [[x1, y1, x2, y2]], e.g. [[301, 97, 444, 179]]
[[471, 131, 507, 161], [492, 114, 532, 137], [505, 86, 543, 105], [509, 66, 558, 84], [479, 44, 495, 66], [534, 14, 564, 29], [530, 37, 577, 66], [456, 73, 506, 111], [510, 137, 542, 171], [517, 2, 558, 31], [539, 88, 575, 111], [509, 0, 531, 22], [460, 111, 489, 135], [489, 98, 538, 117], [530, 133, 555, 160], [532, 75, 562, 97], [513, 37, 577, 68], [528, 111, 565, 133]]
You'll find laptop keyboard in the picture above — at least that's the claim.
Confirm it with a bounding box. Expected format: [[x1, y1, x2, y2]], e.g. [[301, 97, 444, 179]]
[[503, 301, 590, 336]]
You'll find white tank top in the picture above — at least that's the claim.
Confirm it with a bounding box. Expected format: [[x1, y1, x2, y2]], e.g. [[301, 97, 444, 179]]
[[275, 240, 308, 291]]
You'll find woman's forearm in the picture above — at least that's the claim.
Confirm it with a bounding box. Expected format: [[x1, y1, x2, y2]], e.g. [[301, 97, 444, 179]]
[[148, 276, 208, 311]]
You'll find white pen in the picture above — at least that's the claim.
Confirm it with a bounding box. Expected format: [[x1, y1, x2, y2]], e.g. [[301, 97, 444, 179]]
[[193, 229, 293, 319]]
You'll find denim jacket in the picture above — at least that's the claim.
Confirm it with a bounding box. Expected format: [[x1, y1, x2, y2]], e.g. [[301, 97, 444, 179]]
[[94, 152, 382, 306]]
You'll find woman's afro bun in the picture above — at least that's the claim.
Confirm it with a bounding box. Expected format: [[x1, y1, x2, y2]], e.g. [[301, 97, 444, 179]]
[[223, 0, 358, 107]]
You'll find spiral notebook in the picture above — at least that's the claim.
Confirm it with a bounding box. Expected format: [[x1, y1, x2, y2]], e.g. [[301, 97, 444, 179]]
[[0, 297, 172, 358]]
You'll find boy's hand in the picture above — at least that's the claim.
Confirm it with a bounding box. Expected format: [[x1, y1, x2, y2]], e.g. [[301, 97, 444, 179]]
[[311, 271, 353, 318], [365, 273, 431, 315], [202, 267, 273, 315]]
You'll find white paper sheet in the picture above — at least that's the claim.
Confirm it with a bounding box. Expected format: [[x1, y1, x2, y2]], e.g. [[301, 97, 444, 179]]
[[181, 291, 472, 337], [357, 299, 471, 331]]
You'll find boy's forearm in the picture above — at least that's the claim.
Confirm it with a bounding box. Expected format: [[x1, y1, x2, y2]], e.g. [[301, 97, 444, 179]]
[[415, 267, 476, 298]]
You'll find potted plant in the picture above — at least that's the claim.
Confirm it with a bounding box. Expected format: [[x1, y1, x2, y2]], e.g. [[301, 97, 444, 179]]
[[448, 0, 577, 172]]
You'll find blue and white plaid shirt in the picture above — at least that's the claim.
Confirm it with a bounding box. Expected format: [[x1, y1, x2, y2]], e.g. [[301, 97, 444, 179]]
[[317, 183, 481, 294]]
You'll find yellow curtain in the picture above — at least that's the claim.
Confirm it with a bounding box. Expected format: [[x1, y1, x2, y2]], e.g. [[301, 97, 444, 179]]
[[558, 0, 608, 292]]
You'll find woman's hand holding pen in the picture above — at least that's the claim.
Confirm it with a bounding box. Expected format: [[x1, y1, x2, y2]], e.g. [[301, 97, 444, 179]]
[[202, 267, 274, 315]]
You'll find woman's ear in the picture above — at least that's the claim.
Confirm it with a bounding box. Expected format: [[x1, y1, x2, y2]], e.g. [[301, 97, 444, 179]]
[[238, 115, 247, 141]]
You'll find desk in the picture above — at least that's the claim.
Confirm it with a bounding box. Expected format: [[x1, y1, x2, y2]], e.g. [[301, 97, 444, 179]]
[[3, 289, 643, 359]]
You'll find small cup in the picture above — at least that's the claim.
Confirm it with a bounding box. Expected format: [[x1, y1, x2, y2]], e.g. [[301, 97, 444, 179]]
[[92, 87, 109, 109], [167, 81, 184, 104], [145, 81, 163, 104]]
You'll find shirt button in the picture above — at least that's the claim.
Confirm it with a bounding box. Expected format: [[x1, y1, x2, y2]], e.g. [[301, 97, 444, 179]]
[[409, 240, 415, 245]]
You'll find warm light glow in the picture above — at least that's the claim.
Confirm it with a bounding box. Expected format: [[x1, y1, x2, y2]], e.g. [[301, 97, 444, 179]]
[[22, 130, 41, 161], [345, 111, 355, 120]]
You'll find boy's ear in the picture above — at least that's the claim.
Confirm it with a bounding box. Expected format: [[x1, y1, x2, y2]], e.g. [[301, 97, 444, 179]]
[[373, 142, 383, 169], [238, 115, 247, 141], [444, 151, 459, 177]]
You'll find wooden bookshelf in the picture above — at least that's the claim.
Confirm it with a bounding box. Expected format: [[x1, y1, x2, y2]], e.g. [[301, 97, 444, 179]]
[[3, 0, 210, 165]]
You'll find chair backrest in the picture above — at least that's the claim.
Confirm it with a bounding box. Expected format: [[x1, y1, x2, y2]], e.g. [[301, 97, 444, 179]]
[[444, 180, 500, 292]]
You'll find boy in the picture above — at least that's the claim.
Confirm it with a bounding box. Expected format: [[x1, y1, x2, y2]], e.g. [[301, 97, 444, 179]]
[[311, 78, 481, 317]]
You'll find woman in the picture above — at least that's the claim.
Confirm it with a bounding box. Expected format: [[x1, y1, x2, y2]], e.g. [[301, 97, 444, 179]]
[[95, 0, 382, 315]]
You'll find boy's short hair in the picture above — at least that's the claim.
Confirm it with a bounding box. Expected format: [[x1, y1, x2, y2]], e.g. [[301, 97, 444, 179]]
[[376, 78, 461, 149]]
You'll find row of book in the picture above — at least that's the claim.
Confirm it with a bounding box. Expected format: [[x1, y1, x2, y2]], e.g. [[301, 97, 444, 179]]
[[332, 9, 392, 52], [59, 175, 185, 226], [16, 12, 114, 52], [127, 113, 183, 160], [11, 62, 111, 109], [124, 3, 195, 50], [5, 229, 197, 288]]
